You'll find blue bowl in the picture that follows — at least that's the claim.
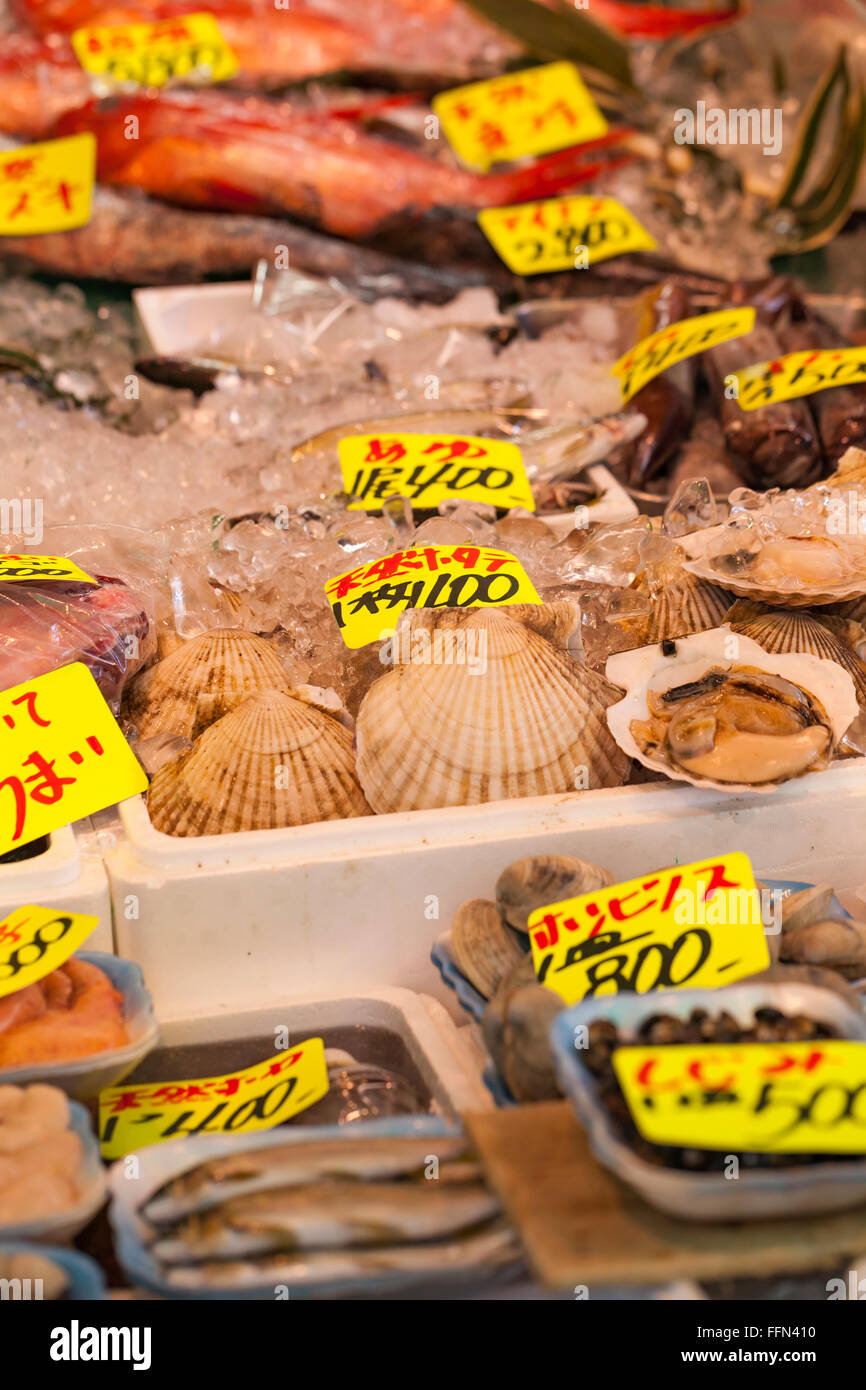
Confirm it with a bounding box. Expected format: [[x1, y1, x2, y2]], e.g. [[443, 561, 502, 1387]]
[[0, 1242, 107, 1300]]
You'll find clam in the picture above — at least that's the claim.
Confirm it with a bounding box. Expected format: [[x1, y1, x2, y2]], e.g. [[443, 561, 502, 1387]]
[[781, 884, 835, 936], [450, 898, 525, 1000], [125, 628, 287, 741], [147, 688, 370, 836], [482, 960, 563, 1103], [725, 603, 866, 710], [681, 527, 866, 607], [496, 854, 613, 933], [605, 626, 858, 792], [355, 606, 631, 814]]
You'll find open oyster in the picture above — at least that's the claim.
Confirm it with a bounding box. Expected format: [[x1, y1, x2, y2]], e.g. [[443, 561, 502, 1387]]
[[605, 627, 858, 792], [681, 527, 866, 607]]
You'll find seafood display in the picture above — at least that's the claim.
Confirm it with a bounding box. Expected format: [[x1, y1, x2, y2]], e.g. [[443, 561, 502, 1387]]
[[0, 1245, 71, 1298], [0, 1084, 85, 1226], [0, 958, 127, 1068]]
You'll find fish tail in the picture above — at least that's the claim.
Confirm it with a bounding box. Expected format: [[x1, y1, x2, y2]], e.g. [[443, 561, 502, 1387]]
[[483, 132, 635, 206]]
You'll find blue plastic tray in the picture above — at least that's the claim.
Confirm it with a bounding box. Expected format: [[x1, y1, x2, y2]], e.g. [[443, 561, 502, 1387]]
[[0, 1241, 107, 1300]]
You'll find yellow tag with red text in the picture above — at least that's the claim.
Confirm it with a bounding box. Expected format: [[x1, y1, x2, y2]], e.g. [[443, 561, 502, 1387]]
[[0, 906, 99, 999], [71, 12, 238, 87], [339, 433, 534, 512], [433, 61, 607, 172], [0, 555, 95, 584], [613, 1039, 866, 1153], [731, 346, 866, 411], [530, 853, 769, 1006], [612, 306, 755, 403], [0, 135, 94, 237], [325, 544, 540, 649], [0, 663, 147, 856], [478, 194, 656, 276], [99, 1039, 329, 1158]]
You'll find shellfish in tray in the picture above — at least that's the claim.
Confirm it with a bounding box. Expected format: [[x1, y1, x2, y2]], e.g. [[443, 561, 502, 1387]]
[[725, 601, 866, 715], [680, 526, 866, 608], [147, 688, 370, 836], [355, 605, 631, 815], [605, 627, 859, 793], [124, 628, 287, 741]]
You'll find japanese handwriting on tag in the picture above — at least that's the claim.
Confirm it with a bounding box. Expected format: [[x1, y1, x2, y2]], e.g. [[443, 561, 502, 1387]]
[[0, 663, 147, 856], [71, 12, 238, 88], [0, 135, 94, 237], [325, 544, 541, 649], [0, 906, 98, 998], [478, 194, 656, 276], [731, 346, 866, 412], [99, 1040, 329, 1158], [612, 307, 755, 404], [613, 1040, 866, 1154], [530, 853, 769, 1006], [339, 433, 534, 512], [0, 555, 95, 584], [433, 61, 607, 172]]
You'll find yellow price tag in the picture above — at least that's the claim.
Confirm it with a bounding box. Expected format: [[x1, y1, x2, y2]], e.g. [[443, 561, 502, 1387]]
[[0, 906, 99, 998], [530, 853, 769, 1006], [0, 555, 95, 584], [433, 61, 607, 172], [614, 1039, 866, 1154], [0, 663, 147, 856], [478, 194, 656, 276], [71, 12, 238, 87], [99, 1040, 329, 1158], [731, 346, 866, 412], [612, 306, 755, 403], [0, 135, 94, 237], [339, 433, 534, 512], [325, 543, 541, 650]]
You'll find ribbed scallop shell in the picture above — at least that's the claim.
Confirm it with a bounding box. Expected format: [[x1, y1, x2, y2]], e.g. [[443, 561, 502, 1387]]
[[148, 689, 370, 836], [681, 527, 866, 606], [355, 607, 630, 814], [726, 605, 866, 708], [125, 629, 287, 740], [629, 568, 734, 646]]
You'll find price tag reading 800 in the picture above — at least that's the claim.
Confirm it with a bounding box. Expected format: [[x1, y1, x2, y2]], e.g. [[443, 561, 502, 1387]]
[[0, 905, 99, 997]]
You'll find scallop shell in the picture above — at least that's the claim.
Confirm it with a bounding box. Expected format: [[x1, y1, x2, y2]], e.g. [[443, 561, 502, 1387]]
[[148, 689, 370, 836], [451, 898, 525, 1000], [629, 566, 735, 645], [725, 605, 866, 709], [605, 626, 859, 793], [496, 854, 613, 933], [355, 606, 630, 814], [125, 629, 287, 741], [681, 527, 866, 607]]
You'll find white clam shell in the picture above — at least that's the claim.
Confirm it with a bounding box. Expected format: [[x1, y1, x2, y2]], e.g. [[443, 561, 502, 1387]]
[[605, 626, 859, 794]]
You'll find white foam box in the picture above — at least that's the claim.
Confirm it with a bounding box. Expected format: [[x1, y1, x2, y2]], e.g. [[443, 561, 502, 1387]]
[[0, 820, 113, 951], [144, 987, 491, 1115], [105, 759, 866, 1018]]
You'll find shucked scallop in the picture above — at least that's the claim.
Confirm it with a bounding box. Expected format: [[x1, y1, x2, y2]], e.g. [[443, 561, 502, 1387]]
[[147, 688, 370, 836], [124, 628, 287, 741], [355, 606, 630, 814], [605, 627, 858, 793]]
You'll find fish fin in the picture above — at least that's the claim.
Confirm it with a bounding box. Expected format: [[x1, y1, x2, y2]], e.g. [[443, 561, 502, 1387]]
[[490, 136, 635, 204]]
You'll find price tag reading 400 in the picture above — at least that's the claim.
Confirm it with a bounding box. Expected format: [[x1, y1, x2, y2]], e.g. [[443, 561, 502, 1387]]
[[0, 663, 147, 856], [614, 1040, 866, 1154], [99, 1040, 329, 1158], [0, 905, 98, 998], [325, 544, 541, 649], [530, 853, 770, 1006], [71, 13, 238, 88], [339, 433, 535, 513]]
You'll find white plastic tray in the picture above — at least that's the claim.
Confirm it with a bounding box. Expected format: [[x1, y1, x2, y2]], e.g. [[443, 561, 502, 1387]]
[[0, 821, 113, 953], [103, 758, 866, 1018]]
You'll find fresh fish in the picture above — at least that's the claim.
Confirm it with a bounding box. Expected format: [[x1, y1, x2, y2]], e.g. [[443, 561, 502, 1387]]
[[161, 1221, 520, 1291], [56, 91, 632, 241], [152, 1179, 499, 1262], [0, 34, 93, 138], [143, 1133, 470, 1224]]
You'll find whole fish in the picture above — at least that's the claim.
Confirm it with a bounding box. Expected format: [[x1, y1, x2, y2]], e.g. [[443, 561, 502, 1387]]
[[55, 90, 632, 241], [143, 1132, 470, 1224], [161, 1221, 520, 1291], [13, 0, 520, 83], [152, 1179, 499, 1262]]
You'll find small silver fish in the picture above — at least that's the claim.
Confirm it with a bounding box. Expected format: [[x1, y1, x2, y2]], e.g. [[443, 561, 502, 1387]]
[[162, 1221, 520, 1292], [144, 1133, 469, 1225], [152, 1179, 500, 1264]]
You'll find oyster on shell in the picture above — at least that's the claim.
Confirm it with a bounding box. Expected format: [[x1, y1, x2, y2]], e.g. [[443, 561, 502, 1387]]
[[681, 528, 866, 607], [355, 606, 630, 814], [605, 627, 859, 792]]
